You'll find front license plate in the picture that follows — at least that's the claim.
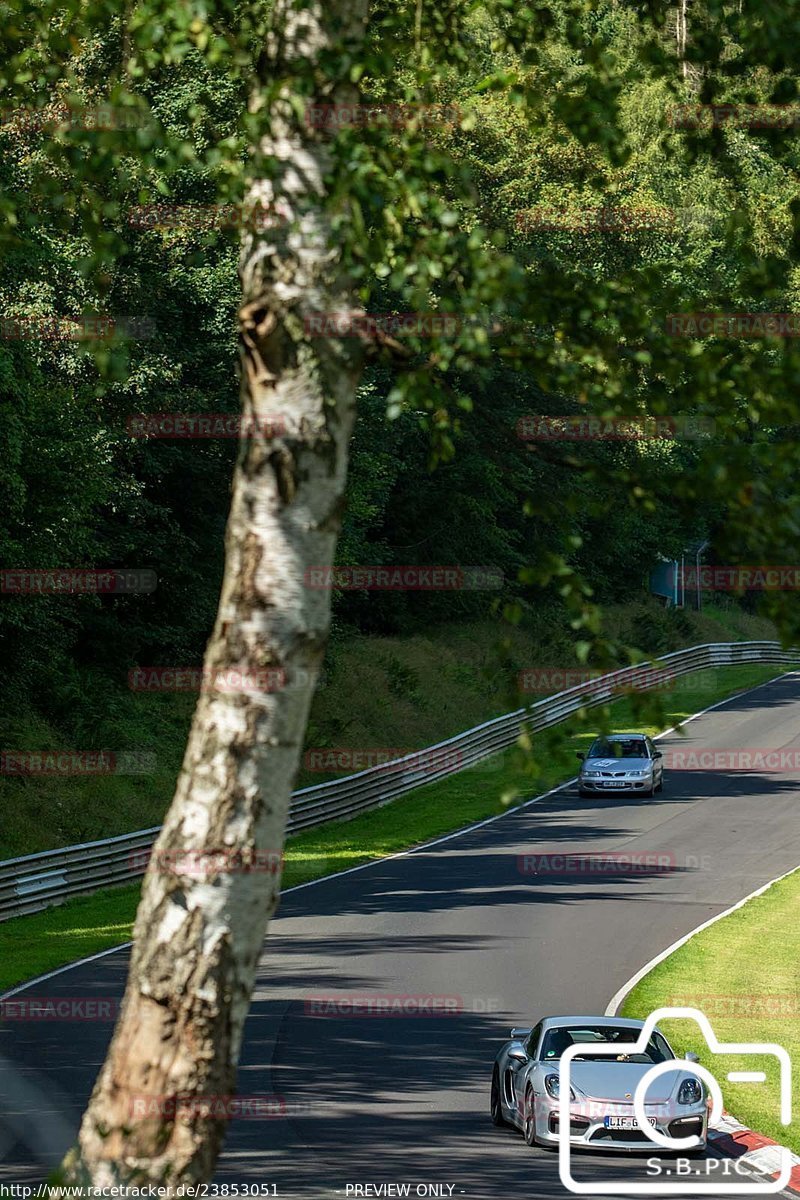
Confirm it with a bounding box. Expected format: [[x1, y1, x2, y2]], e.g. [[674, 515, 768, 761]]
[[604, 1116, 657, 1130]]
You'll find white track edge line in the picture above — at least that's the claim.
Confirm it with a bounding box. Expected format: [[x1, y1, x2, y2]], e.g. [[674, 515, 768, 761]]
[[605, 858, 800, 1017], [0, 942, 136, 1000], [3, 669, 795, 1002]]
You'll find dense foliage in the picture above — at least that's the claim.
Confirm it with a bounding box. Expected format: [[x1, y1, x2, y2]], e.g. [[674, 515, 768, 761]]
[[1, 0, 799, 740]]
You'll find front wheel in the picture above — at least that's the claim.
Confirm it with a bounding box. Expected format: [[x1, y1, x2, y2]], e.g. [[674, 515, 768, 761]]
[[490, 1068, 506, 1127], [524, 1087, 538, 1146]]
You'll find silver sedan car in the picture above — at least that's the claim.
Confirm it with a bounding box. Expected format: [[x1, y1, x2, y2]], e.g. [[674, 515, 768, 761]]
[[490, 1015, 707, 1153], [577, 733, 664, 798]]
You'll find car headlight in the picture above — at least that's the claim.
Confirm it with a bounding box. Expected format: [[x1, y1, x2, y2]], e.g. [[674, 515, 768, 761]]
[[627, 769, 650, 777], [545, 1074, 576, 1101], [678, 1078, 702, 1105], [583, 770, 600, 778]]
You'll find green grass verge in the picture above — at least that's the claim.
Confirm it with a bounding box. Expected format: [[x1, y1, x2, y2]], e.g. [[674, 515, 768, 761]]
[[622, 867, 800, 1153], [0, 602, 777, 861], [0, 661, 786, 996]]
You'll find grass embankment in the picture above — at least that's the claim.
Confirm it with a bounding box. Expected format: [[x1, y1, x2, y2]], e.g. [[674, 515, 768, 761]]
[[0, 658, 785, 994], [621, 868, 800, 1154], [0, 598, 777, 860]]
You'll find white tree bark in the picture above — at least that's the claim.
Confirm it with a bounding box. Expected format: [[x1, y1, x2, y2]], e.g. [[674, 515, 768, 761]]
[[677, 0, 687, 73], [61, 0, 369, 1187], [677, 0, 691, 80]]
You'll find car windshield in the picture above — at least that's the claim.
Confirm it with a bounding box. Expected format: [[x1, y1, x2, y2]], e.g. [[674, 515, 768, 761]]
[[588, 738, 648, 760], [540, 1026, 673, 1064]]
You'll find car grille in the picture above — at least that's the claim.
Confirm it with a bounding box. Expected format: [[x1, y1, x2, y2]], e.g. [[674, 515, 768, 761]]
[[550, 1114, 591, 1136], [599, 771, 627, 777]]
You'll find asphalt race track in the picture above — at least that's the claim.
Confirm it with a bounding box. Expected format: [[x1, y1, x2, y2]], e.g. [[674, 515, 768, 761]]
[[3, 674, 800, 1199]]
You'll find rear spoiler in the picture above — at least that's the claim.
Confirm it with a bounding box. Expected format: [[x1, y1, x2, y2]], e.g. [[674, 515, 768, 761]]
[[510, 1027, 532, 1039]]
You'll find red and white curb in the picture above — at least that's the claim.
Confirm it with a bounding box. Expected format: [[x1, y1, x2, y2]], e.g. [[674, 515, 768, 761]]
[[709, 1112, 800, 1195]]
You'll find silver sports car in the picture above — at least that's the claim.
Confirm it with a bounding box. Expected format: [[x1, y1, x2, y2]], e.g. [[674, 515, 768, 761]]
[[577, 733, 664, 798], [490, 1015, 708, 1153]]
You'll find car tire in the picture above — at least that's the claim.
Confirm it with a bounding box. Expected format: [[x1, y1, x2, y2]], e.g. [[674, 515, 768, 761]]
[[657, 775, 665, 792], [523, 1086, 555, 1148], [523, 1087, 538, 1146], [490, 1068, 506, 1127]]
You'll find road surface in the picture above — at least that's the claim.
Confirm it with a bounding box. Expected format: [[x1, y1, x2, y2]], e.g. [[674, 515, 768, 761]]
[[2, 674, 800, 1199]]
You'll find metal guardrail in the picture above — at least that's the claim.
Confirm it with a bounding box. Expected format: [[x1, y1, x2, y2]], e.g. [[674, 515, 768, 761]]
[[1, 640, 797, 921]]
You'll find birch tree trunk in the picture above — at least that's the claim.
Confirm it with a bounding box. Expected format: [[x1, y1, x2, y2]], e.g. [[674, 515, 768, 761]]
[[61, 0, 368, 1187], [677, 0, 689, 79]]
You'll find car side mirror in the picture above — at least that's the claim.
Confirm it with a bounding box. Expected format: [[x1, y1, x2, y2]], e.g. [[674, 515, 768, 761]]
[[576, 751, 585, 761], [654, 751, 663, 759], [685, 1051, 700, 1063], [509, 1047, 528, 1064]]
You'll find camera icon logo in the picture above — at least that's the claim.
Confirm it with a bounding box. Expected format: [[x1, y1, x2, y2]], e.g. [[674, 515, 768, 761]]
[[557, 1007, 792, 1195]]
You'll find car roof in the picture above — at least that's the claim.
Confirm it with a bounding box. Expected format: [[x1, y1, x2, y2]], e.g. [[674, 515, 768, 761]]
[[591, 733, 649, 741], [539, 1015, 648, 1030]]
